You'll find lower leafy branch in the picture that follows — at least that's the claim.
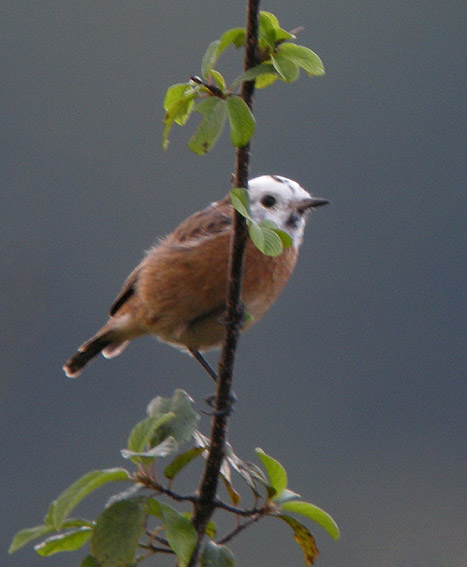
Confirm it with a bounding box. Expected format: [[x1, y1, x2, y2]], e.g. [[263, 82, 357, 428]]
[[9, 390, 339, 566]]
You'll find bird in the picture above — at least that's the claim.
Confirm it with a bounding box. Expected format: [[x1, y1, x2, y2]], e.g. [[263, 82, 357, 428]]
[[63, 175, 328, 378]]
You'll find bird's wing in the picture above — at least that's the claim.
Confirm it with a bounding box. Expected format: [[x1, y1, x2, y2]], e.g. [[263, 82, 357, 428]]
[[166, 195, 233, 245], [108, 197, 232, 316], [109, 267, 141, 316]]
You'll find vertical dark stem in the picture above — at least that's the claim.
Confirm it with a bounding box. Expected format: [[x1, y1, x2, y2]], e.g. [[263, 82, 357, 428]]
[[188, 1, 261, 564]]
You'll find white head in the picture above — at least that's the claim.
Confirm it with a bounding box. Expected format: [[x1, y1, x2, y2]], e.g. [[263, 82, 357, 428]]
[[248, 175, 329, 247]]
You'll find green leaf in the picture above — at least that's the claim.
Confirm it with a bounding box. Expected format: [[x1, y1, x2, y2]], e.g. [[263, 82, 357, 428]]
[[188, 97, 227, 155], [163, 83, 197, 125], [201, 540, 235, 566], [280, 500, 340, 540], [256, 72, 280, 89], [90, 499, 146, 567], [158, 501, 198, 564], [164, 447, 205, 480], [147, 389, 200, 446], [9, 519, 94, 554], [232, 63, 280, 87], [210, 70, 226, 90], [202, 40, 221, 79], [230, 187, 251, 220], [45, 468, 131, 530], [278, 43, 325, 76], [275, 27, 295, 43], [259, 219, 293, 249], [9, 524, 54, 554], [34, 527, 92, 556], [255, 448, 287, 498], [271, 52, 300, 82], [274, 488, 302, 505], [162, 84, 198, 150], [259, 12, 278, 49], [225, 96, 255, 148], [218, 27, 245, 53], [277, 514, 319, 566], [260, 11, 280, 29], [248, 222, 284, 257], [121, 435, 178, 464], [127, 412, 175, 453]]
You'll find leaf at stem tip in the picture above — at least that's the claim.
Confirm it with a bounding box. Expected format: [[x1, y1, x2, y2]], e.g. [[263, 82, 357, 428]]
[[255, 448, 288, 498], [45, 468, 131, 530], [202, 40, 221, 79], [280, 500, 340, 540], [278, 43, 325, 76], [34, 528, 92, 556]]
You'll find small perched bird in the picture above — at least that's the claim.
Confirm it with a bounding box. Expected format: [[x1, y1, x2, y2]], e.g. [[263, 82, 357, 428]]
[[63, 175, 328, 378]]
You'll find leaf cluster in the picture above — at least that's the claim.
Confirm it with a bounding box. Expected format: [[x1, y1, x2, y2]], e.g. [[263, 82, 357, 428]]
[[163, 11, 324, 154], [10, 390, 339, 566]]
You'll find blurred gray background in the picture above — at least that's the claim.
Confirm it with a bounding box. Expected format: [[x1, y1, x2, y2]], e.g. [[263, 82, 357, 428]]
[[2, 1, 465, 566]]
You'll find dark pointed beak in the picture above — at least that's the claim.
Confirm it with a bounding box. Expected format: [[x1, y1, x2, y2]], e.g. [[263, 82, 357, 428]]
[[297, 197, 330, 212]]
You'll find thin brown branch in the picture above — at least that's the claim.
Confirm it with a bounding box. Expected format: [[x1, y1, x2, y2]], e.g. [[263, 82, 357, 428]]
[[216, 513, 263, 545], [187, 1, 261, 565]]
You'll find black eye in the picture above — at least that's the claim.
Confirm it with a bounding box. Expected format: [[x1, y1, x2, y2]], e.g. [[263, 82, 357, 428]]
[[261, 195, 277, 208]]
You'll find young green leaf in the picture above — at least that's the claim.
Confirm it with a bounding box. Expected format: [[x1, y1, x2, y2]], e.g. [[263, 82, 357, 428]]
[[188, 97, 227, 155], [45, 468, 131, 530], [218, 27, 245, 54], [255, 448, 288, 498], [259, 219, 293, 249], [164, 446, 205, 480], [230, 187, 251, 220], [260, 11, 280, 30], [90, 499, 146, 567], [278, 43, 325, 76], [232, 63, 280, 87], [201, 541, 235, 567], [259, 12, 278, 49], [277, 514, 319, 566], [147, 389, 200, 446], [249, 222, 284, 257], [163, 84, 197, 126], [162, 85, 198, 150], [202, 40, 221, 79], [280, 500, 340, 540], [225, 96, 255, 148], [127, 412, 175, 453], [34, 527, 92, 556], [271, 52, 300, 82], [274, 488, 302, 505], [210, 69, 226, 90], [9, 524, 54, 554], [158, 501, 198, 565]]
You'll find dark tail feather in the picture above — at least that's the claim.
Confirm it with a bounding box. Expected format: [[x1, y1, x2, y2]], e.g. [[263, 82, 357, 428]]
[[63, 332, 114, 378]]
